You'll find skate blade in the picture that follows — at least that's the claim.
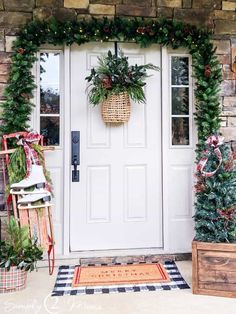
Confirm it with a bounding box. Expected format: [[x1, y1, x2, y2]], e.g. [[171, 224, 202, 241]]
[[10, 182, 46, 191], [18, 195, 52, 205], [10, 187, 49, 195], [18, 202, 53, 210]]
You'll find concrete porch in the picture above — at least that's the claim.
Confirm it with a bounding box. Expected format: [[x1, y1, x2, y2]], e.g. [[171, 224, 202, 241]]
[[0, 261, 236, 314]]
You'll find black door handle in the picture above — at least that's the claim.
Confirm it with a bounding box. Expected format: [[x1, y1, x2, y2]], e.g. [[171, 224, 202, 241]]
[[71, 131, 80, 182], [73, 156, 78, 172]]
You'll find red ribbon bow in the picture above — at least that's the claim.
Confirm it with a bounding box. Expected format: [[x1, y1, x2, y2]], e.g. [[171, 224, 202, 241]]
[[197, 135, 224, 177], [17, 131, 41, 176]]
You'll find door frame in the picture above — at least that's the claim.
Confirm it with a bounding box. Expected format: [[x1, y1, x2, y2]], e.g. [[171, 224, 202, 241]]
[[63, 46, 71, 256], [32, 44, 194, 257], [162, 48, 196, 254], [62, 45, 168, 257]]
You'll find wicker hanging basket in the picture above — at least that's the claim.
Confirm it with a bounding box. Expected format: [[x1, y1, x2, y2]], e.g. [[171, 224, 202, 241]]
[[101, 92, 131, 124]]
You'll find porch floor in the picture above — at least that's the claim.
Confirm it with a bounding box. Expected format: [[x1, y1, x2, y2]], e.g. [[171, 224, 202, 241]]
[[0, 261, 236, 314]]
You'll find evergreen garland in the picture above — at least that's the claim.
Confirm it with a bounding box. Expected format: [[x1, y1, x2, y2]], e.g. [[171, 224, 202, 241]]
[[0, 16, 228, 244], [0, 16, 222, 150]]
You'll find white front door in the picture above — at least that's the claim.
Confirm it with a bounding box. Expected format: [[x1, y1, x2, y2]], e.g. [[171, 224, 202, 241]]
[[69, 43, 162, 251]]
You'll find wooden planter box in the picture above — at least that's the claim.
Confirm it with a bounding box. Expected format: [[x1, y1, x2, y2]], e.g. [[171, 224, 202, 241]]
[[192, 240, 236, 298]]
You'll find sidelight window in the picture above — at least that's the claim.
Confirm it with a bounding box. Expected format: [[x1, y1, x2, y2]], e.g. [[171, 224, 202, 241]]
[[170, 56, 192, 146], [39, 51, 62, 146]]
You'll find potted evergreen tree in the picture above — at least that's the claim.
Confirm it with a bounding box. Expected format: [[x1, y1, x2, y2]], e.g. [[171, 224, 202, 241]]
[[85, 50, 159, 124], [192, 134, 236, 297], [0, 216, 43, 293]]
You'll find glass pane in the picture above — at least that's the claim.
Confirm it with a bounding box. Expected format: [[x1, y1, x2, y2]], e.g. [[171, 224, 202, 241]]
[[172, 117, 189, 145], [40, 53, 60, 114], [171, 57, 189, 85], [172, 87, 189, 115], [40, 116, 59, 146]]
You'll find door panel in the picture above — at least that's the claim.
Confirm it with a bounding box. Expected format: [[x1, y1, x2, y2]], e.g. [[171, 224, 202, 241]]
[[162, 51, 195, 252], [69, 43, 163, 251], [34, 51, 64, 255]]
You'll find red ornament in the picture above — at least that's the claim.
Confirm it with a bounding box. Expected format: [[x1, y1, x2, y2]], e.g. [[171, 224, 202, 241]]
[[183, 27, 190, 34], [136, 27, 146, 35], [103, 26, 110, 33], [204, 65, 211, 78], [217, 207, 236, 221]]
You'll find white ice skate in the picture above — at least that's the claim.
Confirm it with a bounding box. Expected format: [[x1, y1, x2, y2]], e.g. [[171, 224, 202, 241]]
[[17, 192, 52, 210], [17, 192, 51, 205], [10, 187, 49, 195], [10, 165, 46, 191], [18, 202, 53, 210]]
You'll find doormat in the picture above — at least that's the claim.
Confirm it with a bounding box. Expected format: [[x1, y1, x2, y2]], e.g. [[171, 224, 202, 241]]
[[72, 263, 170, 287], [52, 261, 190, 296]]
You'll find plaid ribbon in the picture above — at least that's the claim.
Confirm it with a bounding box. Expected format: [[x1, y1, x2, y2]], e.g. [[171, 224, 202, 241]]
[[17, 131, 41, 176], [197, 135, 224, 177]]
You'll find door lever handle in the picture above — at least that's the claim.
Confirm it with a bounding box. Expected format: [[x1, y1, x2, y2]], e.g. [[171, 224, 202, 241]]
[[73, 157, 78, 172], [72, 156, 80, 182], [71, 131, 80, 182]]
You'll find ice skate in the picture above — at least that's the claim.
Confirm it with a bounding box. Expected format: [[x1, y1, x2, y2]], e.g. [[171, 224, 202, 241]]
[[10, 186, 48, 195], [17, 192, 51, 205], [18, 202, 53, 210], [17, 193, 52, 210], [10, 165, 46, 190]]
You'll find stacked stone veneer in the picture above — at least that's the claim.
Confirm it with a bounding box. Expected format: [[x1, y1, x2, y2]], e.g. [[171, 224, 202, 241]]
[[1, 0, 236, 234]]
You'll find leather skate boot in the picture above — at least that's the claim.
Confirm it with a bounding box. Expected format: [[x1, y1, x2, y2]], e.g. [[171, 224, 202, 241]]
[[11, 165, 46, 190]]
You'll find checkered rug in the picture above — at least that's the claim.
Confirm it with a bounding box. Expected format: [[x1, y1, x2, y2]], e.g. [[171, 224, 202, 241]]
[[52, 261, 190, 296]]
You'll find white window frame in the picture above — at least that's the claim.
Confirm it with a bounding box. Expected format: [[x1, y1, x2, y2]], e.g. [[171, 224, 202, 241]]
[[34, 48, 64, 150], [169, 53, 193, 149]]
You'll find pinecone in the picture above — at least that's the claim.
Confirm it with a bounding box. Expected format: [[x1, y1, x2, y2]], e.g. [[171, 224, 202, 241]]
[[204, 65, 211, 78], [18, 48, 25, 54], [101, 76, 112, 89]]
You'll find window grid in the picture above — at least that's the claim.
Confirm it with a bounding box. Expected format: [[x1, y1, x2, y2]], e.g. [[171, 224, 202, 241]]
[[170, 55, 191, 147], [39, 51, 62, 146]]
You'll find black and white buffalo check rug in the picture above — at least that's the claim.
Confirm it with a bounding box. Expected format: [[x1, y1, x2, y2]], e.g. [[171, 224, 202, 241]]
[[52, 261, 190, 296]]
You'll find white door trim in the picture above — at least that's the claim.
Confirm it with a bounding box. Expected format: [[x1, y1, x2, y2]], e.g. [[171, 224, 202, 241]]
[[60, 45, 194, 258], [63, 46, 71, 256], [162, 47, 196, 253], [161, 46, 170, 253], [61, 45, 169, 258]]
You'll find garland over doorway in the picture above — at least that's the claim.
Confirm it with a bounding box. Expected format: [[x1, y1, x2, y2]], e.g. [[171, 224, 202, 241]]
[[0, 17, 222, 149]]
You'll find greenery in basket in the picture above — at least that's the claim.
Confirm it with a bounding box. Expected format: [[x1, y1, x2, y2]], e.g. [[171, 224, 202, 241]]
[[85, 50, 159, 106], [0, 217, 43, 271]]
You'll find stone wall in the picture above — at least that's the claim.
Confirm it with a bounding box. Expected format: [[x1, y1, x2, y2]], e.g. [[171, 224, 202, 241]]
[[0, 0, 236, 219], [0, 1, 235, 134]]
